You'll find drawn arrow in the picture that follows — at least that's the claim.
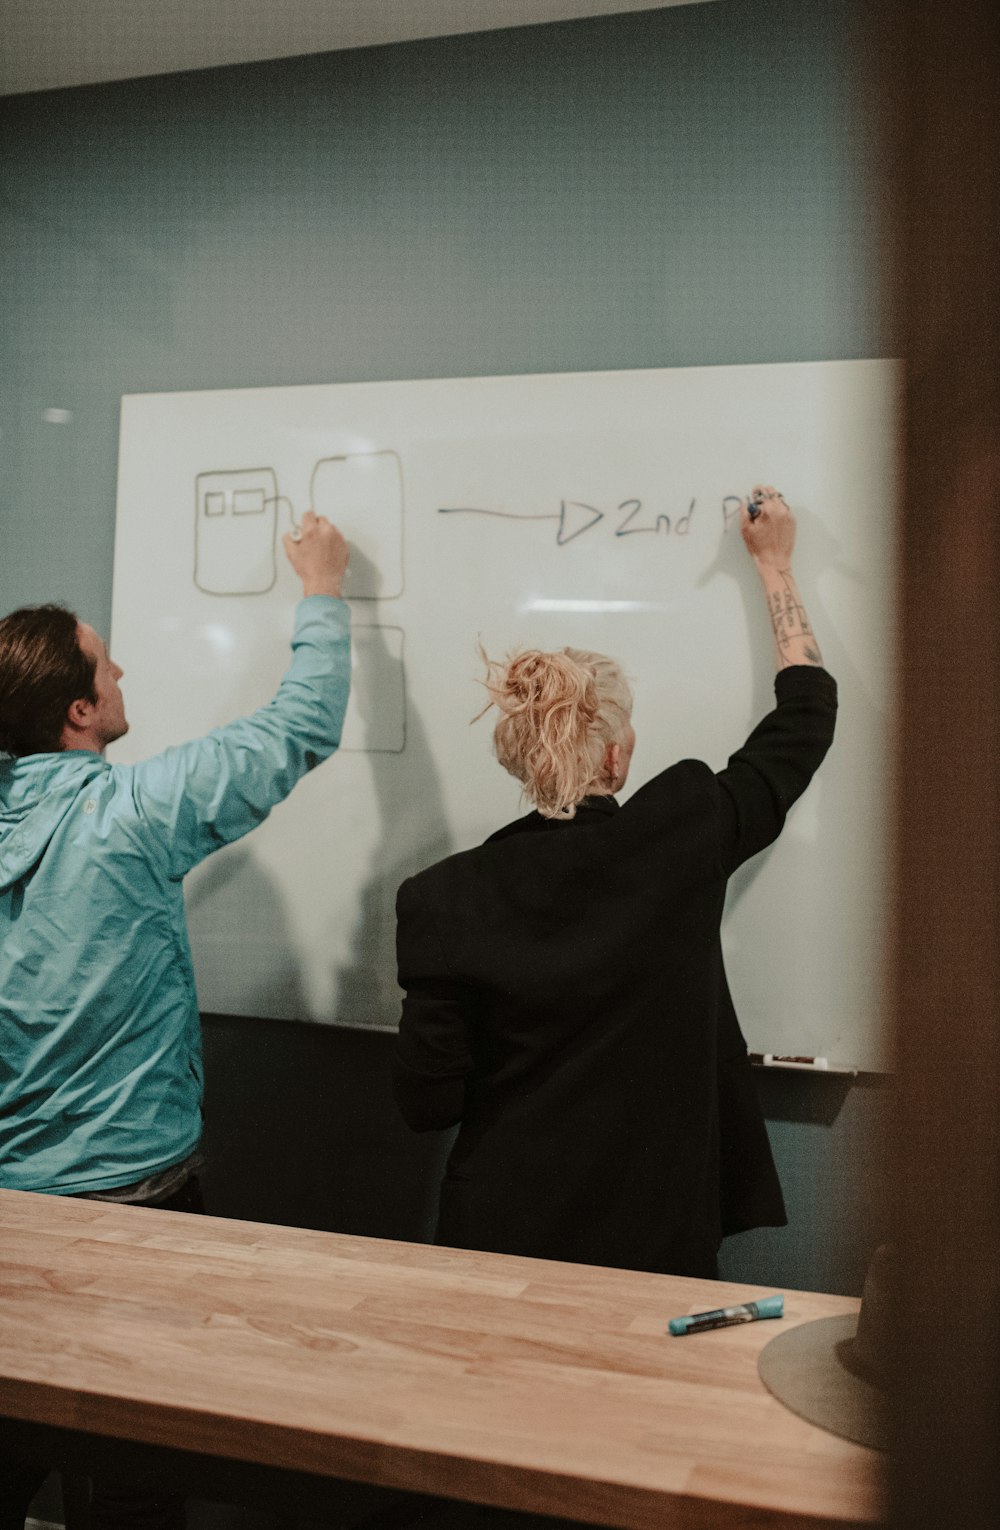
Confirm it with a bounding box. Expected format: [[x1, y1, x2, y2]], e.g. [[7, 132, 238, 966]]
[[557, 500, 604, 544], [437, 500, 604, 546]]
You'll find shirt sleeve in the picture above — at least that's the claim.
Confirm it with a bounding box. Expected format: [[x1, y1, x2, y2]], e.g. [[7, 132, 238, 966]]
[[128, 596, 351, 880], [393, 874, 475, 1132], [716, 665, 838, 875]]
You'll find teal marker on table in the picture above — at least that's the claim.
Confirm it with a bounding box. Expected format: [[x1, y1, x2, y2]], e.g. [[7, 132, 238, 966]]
[[668, 1293, 784, 1336]]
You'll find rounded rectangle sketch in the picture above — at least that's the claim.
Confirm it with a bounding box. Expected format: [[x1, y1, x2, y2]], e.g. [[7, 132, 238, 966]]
[[310, 451, 404, 600], [339, 625, 406, 753], [195, 468, 278, 595]]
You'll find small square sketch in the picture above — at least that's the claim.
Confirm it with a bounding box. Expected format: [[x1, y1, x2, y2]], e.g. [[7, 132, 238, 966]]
[[310, 451, 403, 600], [233, 487, 266, 516], [339, 625, 406, 753], [195, 468, 279, 595]]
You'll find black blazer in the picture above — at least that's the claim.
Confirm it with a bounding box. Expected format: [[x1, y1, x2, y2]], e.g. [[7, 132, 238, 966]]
[[394, 665, 838, 1275]]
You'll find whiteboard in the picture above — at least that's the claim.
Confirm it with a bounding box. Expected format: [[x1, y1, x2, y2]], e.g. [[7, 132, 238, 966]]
[[112, 362, 896, 1070]]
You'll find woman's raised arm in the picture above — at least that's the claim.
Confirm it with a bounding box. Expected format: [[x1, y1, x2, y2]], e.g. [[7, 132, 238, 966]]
[[741, 485, 824, 670]]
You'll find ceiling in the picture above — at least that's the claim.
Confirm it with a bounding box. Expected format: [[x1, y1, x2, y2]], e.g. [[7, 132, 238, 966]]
[[0, 0, 717, 97]]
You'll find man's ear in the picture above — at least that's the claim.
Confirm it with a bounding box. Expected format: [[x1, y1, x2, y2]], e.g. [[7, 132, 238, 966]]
[[65, 697, 93, 731]]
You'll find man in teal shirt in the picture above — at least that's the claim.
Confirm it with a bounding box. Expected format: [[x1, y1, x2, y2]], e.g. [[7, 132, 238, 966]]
[[0, 512, 350, 1530]]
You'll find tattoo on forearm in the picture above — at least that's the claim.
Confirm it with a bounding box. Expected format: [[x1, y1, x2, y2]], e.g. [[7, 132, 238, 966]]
[[767, 572, 823, 667]]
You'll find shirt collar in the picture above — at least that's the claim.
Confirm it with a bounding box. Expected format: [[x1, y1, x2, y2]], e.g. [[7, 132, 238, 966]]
[[568, 794, 619, 820]]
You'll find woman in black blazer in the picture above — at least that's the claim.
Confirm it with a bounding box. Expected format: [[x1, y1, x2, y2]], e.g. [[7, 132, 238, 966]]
[[393, 487, 836, 1278]]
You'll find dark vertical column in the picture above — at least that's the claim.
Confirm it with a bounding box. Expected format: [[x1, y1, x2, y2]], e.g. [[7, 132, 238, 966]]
[[880, 2, 1000, 1525]]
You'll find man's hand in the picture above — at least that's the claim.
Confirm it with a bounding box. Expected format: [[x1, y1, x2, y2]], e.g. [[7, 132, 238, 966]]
[[283, 511, 349, 598]]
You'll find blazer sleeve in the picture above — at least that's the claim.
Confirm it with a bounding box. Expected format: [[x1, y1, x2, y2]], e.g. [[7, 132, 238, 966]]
[[716, 665, 837, 875], [393, 874, 475, 1132]]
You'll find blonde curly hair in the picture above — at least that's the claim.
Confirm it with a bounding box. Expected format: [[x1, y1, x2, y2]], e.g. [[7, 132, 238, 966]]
[[476, 646, 633, 819]]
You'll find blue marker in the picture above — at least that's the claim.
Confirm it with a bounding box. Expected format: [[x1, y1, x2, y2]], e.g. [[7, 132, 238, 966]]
[[668, 1293, 784, 1336], [747, 490, 763, 521]]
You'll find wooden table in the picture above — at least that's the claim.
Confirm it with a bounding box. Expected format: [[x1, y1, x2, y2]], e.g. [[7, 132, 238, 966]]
[[0, 1190, 883, 1528]]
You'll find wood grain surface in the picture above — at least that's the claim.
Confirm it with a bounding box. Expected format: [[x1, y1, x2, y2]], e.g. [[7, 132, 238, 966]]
[[0, 1190, 883, 1528]]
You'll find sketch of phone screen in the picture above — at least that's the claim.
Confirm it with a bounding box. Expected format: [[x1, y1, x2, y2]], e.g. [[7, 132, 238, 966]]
[[195, 468, 279, 595], [310, 451, 403, 599]]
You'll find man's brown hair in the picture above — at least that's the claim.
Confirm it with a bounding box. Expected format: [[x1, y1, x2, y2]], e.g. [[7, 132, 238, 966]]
[[0, 605, 97, 757]]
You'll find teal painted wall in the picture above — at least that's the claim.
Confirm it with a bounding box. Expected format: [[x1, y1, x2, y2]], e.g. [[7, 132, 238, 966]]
[[0, 0, 887, 1296]]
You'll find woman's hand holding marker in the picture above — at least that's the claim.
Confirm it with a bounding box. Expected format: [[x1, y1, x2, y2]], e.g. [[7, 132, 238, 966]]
[[741, 484, 795, 560], [741, 484, 824, 670]]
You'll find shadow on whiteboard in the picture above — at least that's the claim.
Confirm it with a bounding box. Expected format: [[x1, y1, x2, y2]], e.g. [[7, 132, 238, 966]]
[[340, 626, 406, 753], [333, 628, 453, 1030], [186, 847, 308, 1022], [185, 614, 453, 1027], [339, 548, 406, 754]]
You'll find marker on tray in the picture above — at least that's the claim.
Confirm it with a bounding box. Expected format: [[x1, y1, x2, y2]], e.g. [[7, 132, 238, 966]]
[[762, 1054, 829, 1070], [668, 1293, 784, 1336]]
